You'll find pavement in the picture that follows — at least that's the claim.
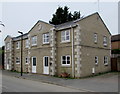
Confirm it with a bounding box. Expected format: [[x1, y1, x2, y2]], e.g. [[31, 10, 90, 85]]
[[2, 70, 119, 92]]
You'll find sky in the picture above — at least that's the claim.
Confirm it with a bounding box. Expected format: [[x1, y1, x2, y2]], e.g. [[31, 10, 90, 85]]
[[0, 0, 119, 47]]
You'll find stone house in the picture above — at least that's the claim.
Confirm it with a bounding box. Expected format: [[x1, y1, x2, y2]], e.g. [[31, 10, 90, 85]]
[[4, 12, 111, 78]]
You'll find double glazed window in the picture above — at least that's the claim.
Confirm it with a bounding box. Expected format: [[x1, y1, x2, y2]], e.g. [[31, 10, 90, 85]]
[[16, 57, 20, 64], [25, 39, 29, 48], [6, 42, 10, 50], [94, 33, 97, 43], [25, 57, 29, 64], [61, 30, 70, 42], [31, 36, 37, 46], [104, 56, 108, 65], [103, 36, 107, 46], [61, 55, 70, 66], [43, 33, 49, 44], [16, 41, 20, 49], [95, 56, 98, 65]]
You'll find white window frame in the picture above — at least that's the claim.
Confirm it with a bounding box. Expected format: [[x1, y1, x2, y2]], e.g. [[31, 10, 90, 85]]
[[95, 56, 98, 65], [103, 36, 107, 46], [25, 39, 29, 48], [31, 36, 37, 46], [61, 55, 71, 66], [61, 30, 70, 42], [94, 33, 97, 43], [104, 56, 108, 65], [16, 57, 20, 64], [6, 42, 10, 50], [16, 41, 20, 49], [25, 57, 29, 64], [43, 33, 50, 44]]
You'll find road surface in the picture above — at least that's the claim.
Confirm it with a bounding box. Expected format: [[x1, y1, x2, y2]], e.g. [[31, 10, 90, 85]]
[[2, 74, 84, 92]]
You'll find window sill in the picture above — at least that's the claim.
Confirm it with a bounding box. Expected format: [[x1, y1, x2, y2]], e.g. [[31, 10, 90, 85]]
[[16, 63, 20, 65], [94, 42, 97, 44], [104, 63, 108, 66], [95, 63, 98, 66], [16, 48, 20, 50], [103, 44, 107, 47], [31, 44, 37, 47], [60, 41, 71, 44], [61, 65, 71, 67], [43, 42, 50, 45]]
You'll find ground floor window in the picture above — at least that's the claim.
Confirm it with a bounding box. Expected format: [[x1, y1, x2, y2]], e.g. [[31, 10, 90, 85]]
[[95, 56, 98, 65], [16, 57, 20, 64], [25, 57, 29, 64], [104, 56, 108, 65], [61, 55, 70, 66]]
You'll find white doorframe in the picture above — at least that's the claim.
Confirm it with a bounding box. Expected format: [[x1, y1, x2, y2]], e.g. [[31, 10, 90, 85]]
[[32, 56, 37, 73], [43, 56, 49, 74]]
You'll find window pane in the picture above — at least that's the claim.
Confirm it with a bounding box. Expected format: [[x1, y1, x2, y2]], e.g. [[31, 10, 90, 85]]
[[67, 56, 70, 61], [45, 57, 48, 66], [66, 36, 70, 40], [67, 61, 70, 64], [61, 31, 65, 36], [33, 58, 36, 66], [62, 61, 66, 64], [66, 31, 69, 35], [62, 56, 66, 60]]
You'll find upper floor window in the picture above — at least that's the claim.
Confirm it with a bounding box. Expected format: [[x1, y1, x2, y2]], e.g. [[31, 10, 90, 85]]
[[103, 36, 107, 46], [61, 55, 70, 66], [43, 33, 49, 44], [25, 57, 29, 64], [104, 56, 108, 65], [61, 30, 70, 42], [95, 56, 98, 65], [6, 42, 10, 50], [25, 39, 29, 48], [31, 36, 37, 46], [16, 57, 20, 64], [16, 41, 20, 49], [94, 33, 97, 43]]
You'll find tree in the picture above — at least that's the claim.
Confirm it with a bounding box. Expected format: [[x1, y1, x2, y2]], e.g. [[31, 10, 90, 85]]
[[49, 6, 81, 25]]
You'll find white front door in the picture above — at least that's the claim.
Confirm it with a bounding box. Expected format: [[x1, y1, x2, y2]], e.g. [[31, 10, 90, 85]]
[[6, 58, 10, 70], [6, 64, 9, 70], [32, 57, 37, 73], [43, 56, 49, 74]]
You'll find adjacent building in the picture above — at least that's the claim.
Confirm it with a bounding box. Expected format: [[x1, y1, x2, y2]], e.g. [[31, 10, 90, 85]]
[[111, 34, 120, 71], [4, 12, 111, 78]]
